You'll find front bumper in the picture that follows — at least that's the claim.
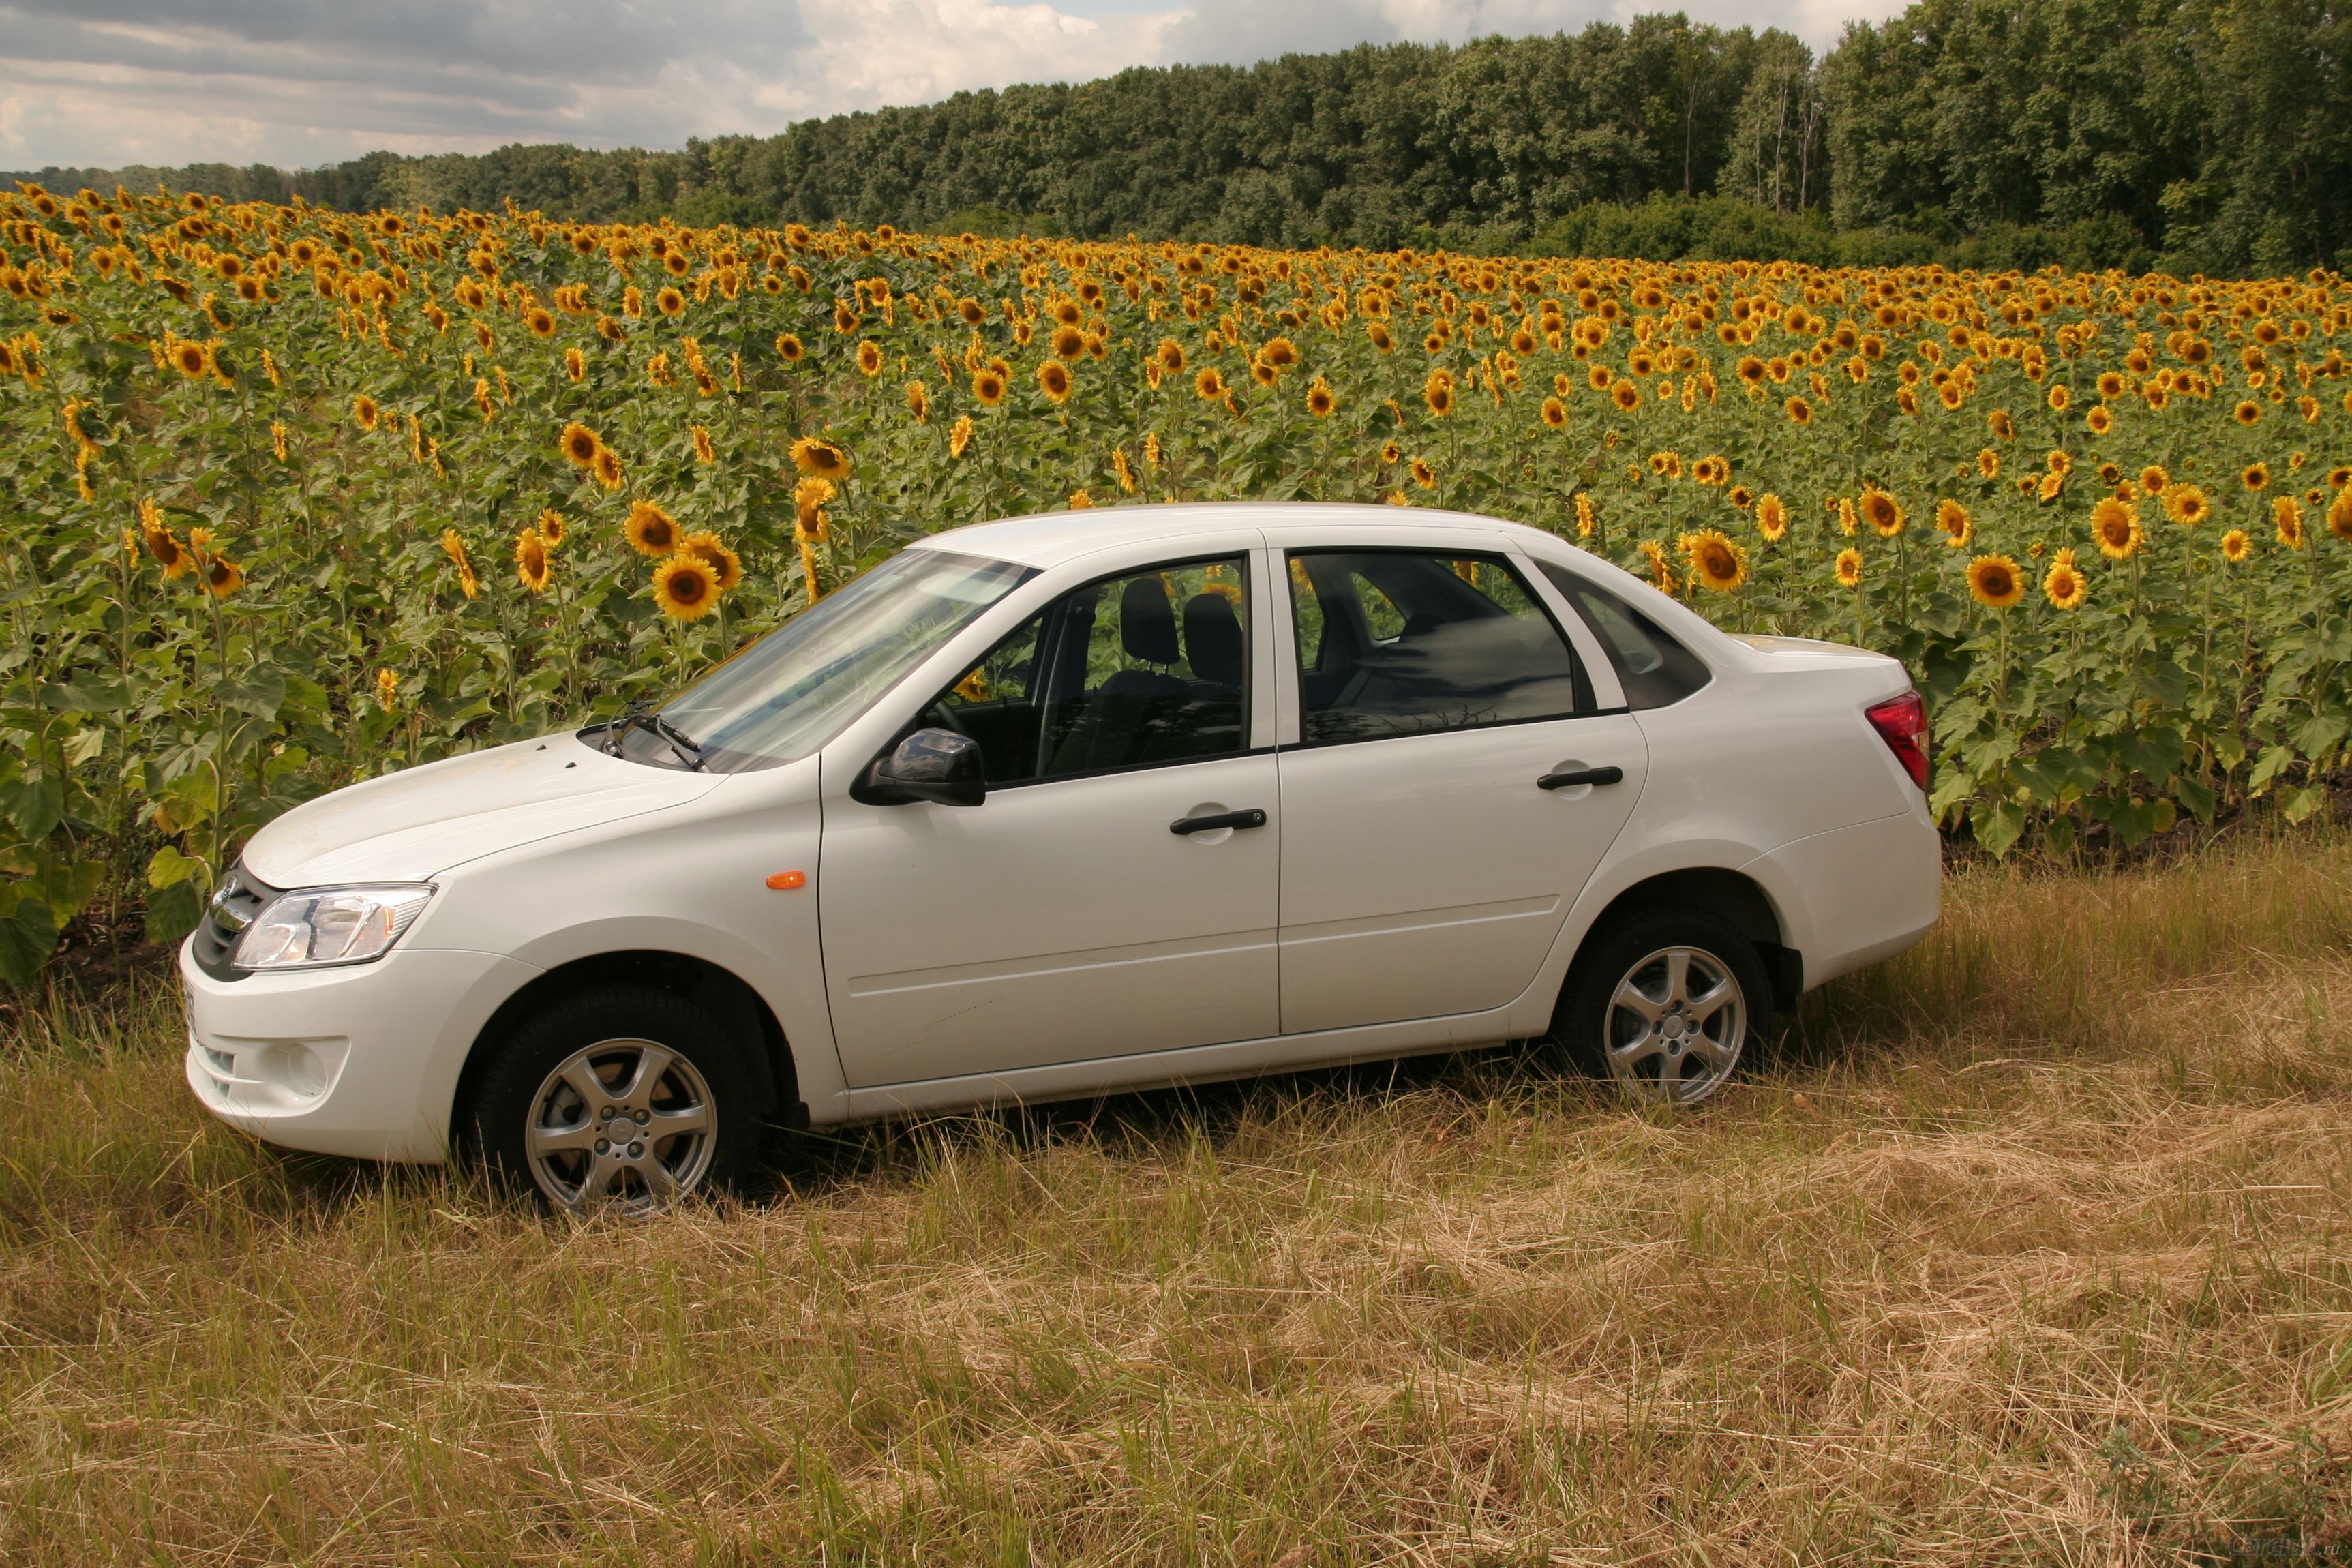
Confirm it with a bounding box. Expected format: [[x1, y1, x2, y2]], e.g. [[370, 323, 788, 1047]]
[[180, 939, 542, 1162]]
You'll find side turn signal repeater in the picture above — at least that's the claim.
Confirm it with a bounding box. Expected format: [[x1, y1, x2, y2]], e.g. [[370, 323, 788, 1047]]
[[764, 870, 807, 890]]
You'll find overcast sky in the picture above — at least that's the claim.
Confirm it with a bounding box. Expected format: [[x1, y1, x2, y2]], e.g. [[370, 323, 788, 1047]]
[[1, 0, 1910, 173]]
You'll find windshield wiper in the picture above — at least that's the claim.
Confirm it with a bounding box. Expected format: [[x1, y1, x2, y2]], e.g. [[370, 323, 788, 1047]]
[[596, 700, 705, 770]]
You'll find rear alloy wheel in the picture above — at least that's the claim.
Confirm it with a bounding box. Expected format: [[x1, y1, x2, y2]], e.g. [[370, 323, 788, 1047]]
[[1552, 907, 1770, 1108], [467, 988, 759, 1215]]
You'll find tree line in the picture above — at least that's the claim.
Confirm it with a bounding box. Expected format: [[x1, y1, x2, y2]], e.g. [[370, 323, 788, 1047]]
[[12, 0, 2349, 275]]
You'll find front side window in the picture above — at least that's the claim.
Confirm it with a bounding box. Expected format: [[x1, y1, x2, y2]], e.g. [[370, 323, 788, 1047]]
[[639, 548, 1035, 772], [916, 556, 1251, 785], [1287, 550, 1590, 744]]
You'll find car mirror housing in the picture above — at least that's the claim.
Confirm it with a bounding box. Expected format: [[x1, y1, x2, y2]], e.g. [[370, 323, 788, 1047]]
[[860, 727, 986, 807]]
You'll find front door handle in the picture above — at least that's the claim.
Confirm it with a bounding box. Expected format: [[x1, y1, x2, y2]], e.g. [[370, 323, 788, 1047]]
[[1537, 766, 1625, 791], [1170, 808, 1268, 835]]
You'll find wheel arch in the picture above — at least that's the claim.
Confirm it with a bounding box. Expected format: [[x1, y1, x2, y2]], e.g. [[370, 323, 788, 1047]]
[[453, 950, 804, 1143], [1570, 867, 1802, 1014]]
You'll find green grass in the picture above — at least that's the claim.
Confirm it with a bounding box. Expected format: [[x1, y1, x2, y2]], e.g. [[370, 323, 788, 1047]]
[[1, 834, 2349, 1563]]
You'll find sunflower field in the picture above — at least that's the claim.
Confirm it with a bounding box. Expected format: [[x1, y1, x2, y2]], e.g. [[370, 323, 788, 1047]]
[[1, 181, 2349, 984]]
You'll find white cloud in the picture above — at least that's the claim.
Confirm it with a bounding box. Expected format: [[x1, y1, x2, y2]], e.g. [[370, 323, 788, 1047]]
[[0, 0, 1908, 172]]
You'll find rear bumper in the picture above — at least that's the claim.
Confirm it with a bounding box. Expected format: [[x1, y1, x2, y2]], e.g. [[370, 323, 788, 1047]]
[[180, 939, 541, 1162], [1745, 810, 1940, 990]]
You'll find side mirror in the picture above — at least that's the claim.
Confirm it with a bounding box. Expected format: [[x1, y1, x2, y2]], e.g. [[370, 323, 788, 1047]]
[[859, 727, 986, 807]]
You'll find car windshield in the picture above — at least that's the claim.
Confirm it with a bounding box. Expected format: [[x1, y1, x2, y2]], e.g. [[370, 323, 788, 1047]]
[[610, 548, 1035, 772]]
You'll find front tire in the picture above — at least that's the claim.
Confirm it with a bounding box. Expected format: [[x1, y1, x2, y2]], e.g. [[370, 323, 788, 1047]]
[[1551, 906, 1769, 1107], [464, 986, 761, 1214]]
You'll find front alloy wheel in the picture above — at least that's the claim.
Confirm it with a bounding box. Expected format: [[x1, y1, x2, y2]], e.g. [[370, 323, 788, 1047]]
[[524, 1039, 717, 1213], [466, 986, 760, 1215]]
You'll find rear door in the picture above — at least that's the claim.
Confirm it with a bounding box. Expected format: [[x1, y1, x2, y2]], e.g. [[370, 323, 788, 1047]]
[[1271, 537, 1648, 1035], [819, 547, 1282, 1087]]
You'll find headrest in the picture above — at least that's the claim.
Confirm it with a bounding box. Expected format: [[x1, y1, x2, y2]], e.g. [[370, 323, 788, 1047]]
[[1119, 577, 1180, 665], [1183, 592, 1243, 687]]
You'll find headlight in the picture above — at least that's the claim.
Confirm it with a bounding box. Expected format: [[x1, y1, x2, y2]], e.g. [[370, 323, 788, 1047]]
[[233, 885, 435, 971]]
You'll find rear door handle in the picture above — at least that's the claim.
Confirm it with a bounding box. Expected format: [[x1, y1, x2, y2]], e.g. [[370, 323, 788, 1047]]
[[1170, 808, 1268, 835], [1537, 766, 1624, 791]]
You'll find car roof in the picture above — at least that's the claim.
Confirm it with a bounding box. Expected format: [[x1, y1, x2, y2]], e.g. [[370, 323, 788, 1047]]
[[906, 500, 1558, 571]]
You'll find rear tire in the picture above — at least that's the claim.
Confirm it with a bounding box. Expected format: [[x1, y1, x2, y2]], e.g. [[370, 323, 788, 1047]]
[[1550, 905, 1769, 1108], [464, 986, 762, 1214]]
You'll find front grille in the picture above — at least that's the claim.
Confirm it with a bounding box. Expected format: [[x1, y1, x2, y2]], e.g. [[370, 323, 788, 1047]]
[[190, 864, 281, 982]]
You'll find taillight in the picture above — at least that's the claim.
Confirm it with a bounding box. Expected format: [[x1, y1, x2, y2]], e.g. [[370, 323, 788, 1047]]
[[1865, 690, 1929, 791]]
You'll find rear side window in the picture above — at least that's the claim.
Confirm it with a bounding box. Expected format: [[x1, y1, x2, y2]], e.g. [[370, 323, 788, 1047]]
[[1537, 562, 1712, 710], [1288, 549, 1591, 744]]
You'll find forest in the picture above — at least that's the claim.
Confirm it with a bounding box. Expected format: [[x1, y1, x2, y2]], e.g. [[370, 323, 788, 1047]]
[[10, 0, 2352, 276]]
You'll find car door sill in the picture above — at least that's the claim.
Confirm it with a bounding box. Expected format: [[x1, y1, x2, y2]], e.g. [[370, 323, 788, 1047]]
[[832, 1004, 1520, 1122]]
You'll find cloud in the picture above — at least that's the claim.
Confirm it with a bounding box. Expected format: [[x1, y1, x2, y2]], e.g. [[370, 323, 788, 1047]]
[[0, 0, 1905, 172]]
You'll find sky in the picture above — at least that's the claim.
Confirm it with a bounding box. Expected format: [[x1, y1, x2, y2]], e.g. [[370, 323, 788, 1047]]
[[0, 0, 1912, 173]]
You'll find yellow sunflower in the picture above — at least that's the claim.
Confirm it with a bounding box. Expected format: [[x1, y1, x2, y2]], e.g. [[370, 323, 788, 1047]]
[[1540, 396, 1567, 429], [2233, 399, 2261, 426], [1977, 448, 2001, 479], [2220, 528, 2252, 563], [592, 445, 624, 491], [1306, 378, 1336, 418], [682, 530, 742, 592], [2329, 489, 2352, 543], [1682, 529, 1748, 592], [1038, 361, 1073, 403], [2140, 464, 2169, 494], [1409, 457, 1437, 490], [949, 415, 975, 459], [855, 339, 884, 376], [352, 393, 380, 432], [1195, 367, 1226, 401], [774, 333, 804, 363], [201, 550, 245, 600], [1835, 546, 1863, 587], [789, 437, 849, 481], [2042, 552, 2087, 611], [652, 554, 719, 621], [535, 507, 567, 547], [905, 380, 929, 422], [1966, 554, 2024, 609], [1858, 488, 1904, 537], [1785, 395, 1813, 425], [2090, 496, 2143, 560], [513, 528, 552, 594], [2165, 483, 2210, 526], [559, 421, 602, 468], [794, 477, 834, 542], [1425, 369, 1455, 417], [624, 498, 680, 557], [2274, 496, 2306, 549], [439, 528, 480, 601], [1934, 498, 1972, 547], [1755, 494, 1789, 541], [654, 286, 686, 317], [2241, 461, 2270, 492], [1612, 380, 1642, 412]]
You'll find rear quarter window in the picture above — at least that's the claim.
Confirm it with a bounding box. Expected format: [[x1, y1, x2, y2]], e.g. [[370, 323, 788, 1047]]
[[1536, 562, 1713, 710]]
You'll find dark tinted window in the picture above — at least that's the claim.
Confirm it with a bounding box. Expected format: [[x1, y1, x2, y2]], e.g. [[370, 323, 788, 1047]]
[[1536, 562, 1712, 710], [920, 557, 1250, 784], [1287, 551, 1590, 745]]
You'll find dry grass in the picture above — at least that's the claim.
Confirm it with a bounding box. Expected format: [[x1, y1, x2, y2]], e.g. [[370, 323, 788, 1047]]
[[1, 836, 2349, 1565]]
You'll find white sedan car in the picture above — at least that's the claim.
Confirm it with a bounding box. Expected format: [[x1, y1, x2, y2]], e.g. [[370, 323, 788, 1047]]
[[183, 503, 1938, 1211]]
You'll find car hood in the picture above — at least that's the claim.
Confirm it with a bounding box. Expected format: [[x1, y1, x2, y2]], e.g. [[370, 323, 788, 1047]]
[[239, 734, 723, 888]]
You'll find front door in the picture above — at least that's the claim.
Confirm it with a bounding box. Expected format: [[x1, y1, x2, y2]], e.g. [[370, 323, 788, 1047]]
[[821, 553, 1279, 1087], [1274, 547, 1648, 1035]]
